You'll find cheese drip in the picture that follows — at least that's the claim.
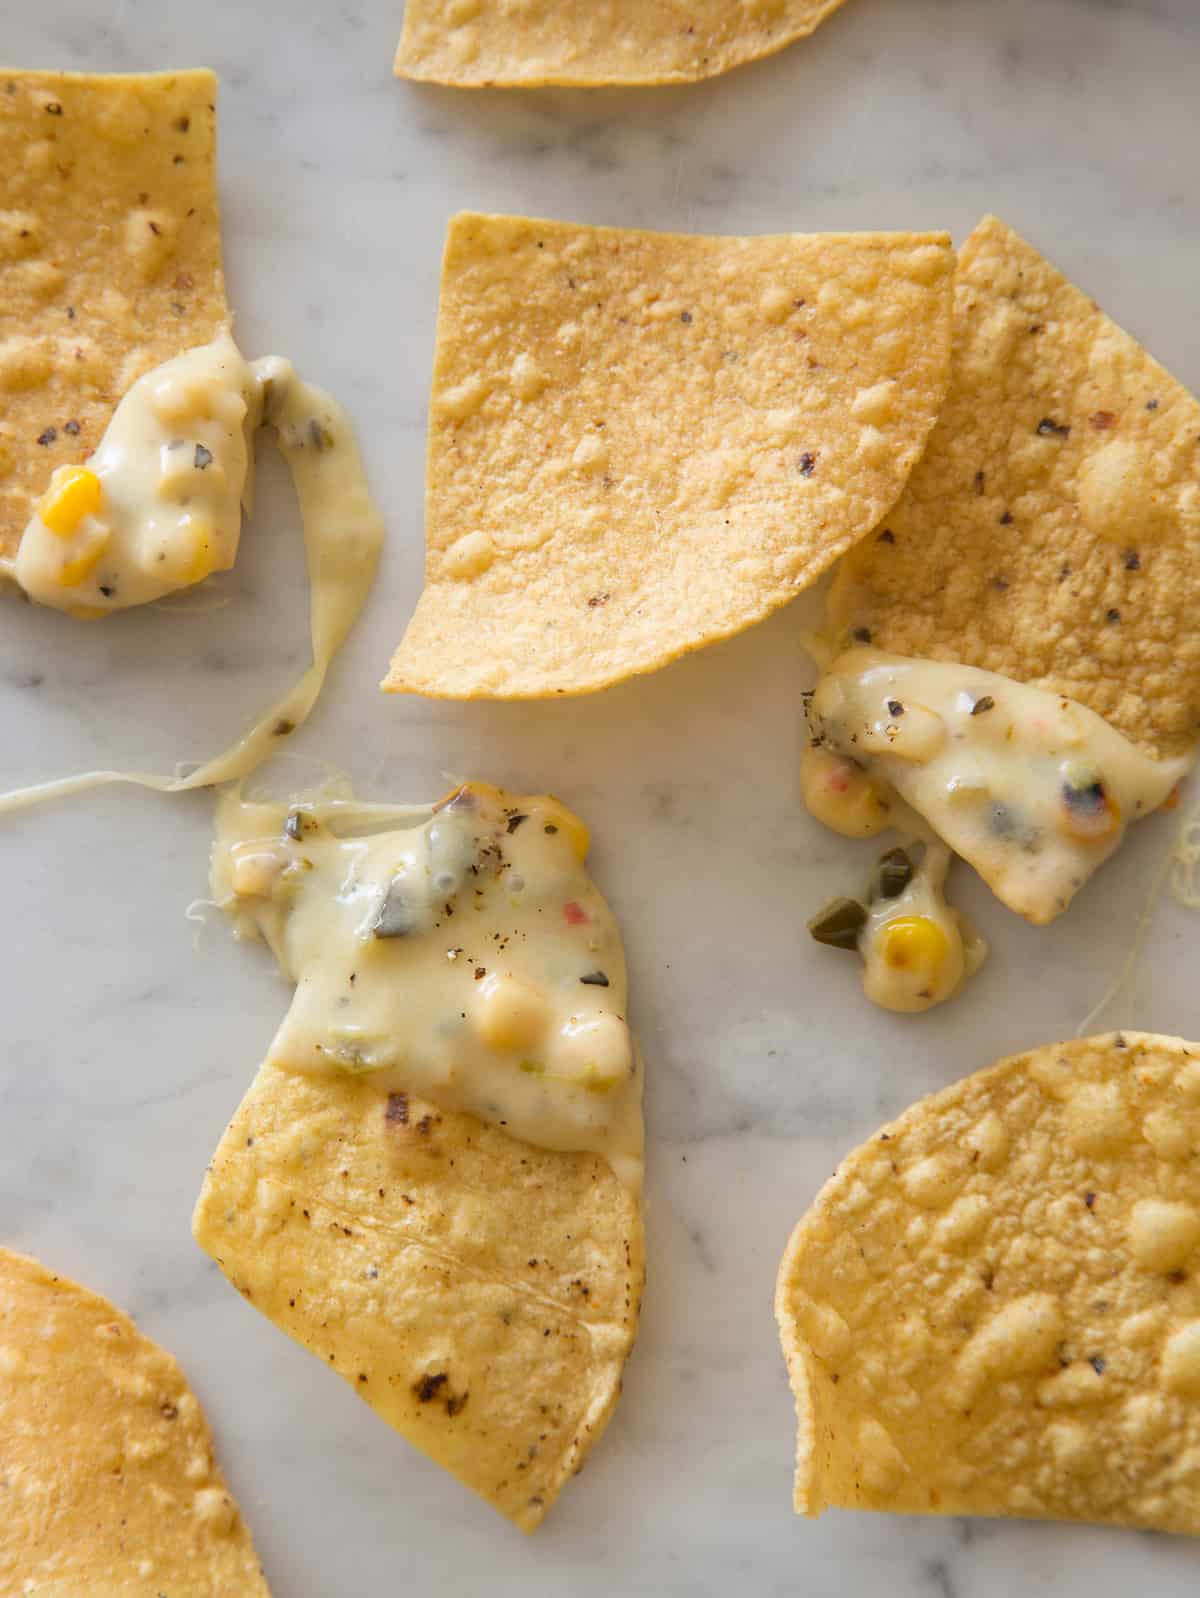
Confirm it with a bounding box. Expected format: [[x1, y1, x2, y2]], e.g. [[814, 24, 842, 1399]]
[[212, 781, 644, 1188], [0, 335, 382, 814], [806, 649, 1188, 926]]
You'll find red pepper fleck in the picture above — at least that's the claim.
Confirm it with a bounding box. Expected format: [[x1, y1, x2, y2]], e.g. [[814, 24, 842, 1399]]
[[826, 763, 852, 795], [563, 901, 589, 926]]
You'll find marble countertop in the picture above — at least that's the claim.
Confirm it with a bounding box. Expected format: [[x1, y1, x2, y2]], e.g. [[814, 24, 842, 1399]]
[[4, 0, 1200, 1591]]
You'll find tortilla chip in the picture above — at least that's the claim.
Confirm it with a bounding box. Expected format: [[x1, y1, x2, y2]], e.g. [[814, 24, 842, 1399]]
[[0, 70, 228, 564], [0, 1245, 270, 1593], [193, 1064, 644, 1532], [385, 213, 953, 698], [776, 1031, 1200, 1533], [825, 215, 1200, 761], [394, 0, 851, 87]]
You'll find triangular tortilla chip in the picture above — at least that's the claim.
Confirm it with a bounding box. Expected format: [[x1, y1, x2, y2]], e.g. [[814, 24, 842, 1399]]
[[395, 0, 851, 87], [0, 1246, 270, 1593], [0, 69, 228, 564], [776, 1032, 1200, 1533], [825, 215, 1200, 761], [386, 213, 953, 698], [193, 1065, 644, 1532]]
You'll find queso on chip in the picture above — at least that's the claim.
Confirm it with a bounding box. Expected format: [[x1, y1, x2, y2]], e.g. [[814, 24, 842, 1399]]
[[776, 1032, 1200, 1534], [824, 215, 1200, 763], [0, 70, 227, 568], [0, 69, 389, 817], [0, 1245, 270, 1594], [394, 0, 851, 87], [386, 213, 953, 699], [194, 782, 645, 1530], [799, 218, 1200, 1004]]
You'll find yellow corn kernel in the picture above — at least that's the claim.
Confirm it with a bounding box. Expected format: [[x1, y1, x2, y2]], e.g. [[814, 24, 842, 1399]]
[[537, 797, 591, 863], [38, 466, 102, 537], [474, 975, 550, 1053], [57, 520, 111, 587], [230, 845, 286, 899], [150, 373, 214, 426], [67, 605, 110, 621], [158, 443, 230, 502], [553, 1012, 633, 1089], [881, 916, 950, 974]]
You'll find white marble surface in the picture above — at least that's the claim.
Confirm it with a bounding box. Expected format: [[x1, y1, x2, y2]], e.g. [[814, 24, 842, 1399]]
[[4, 0, 1200, 1591]]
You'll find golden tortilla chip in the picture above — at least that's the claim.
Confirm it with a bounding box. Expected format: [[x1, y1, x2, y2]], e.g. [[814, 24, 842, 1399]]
[[193, 1064, 644, 1532], [385, 213, 953, 698], [825, 215, 1200, 761], [0, 1245, 270, 1593], [0, 69, 228, 564], [776, 1031, 1200, 1533], [394, 0, 851, 87]]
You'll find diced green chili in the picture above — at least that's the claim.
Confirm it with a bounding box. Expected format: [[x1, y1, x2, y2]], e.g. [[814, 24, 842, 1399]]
[[808, 897, 867, 951], [874, 847, 913, 900]]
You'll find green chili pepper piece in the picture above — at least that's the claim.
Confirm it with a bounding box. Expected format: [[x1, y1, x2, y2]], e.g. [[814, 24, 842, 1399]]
[[807, 897, 867, 951], [875, 847, 913, 899]]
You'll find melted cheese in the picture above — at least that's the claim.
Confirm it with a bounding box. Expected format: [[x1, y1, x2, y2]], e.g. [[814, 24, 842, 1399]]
[[859, 840, 986, 1014], [212, 782, 644, 1188], [16, 334, 254, 611], [0, 339, 382, 814], [807, 649, 1188, 925]]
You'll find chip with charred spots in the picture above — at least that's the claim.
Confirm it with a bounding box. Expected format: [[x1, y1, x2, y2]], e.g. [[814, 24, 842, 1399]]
[[194, 779, 645, 1530]]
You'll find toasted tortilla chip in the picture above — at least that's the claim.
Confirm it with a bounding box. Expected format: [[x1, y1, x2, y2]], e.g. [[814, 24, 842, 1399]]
[[825, 216, 1200, 761], [0, 70, 228, 564], [193, 1064, 644, 1532], [386, 213, 953, 698], [0, 1245, 270, 1593], [394, 0, 851, 87], [776, 1031, 1200, 1533]]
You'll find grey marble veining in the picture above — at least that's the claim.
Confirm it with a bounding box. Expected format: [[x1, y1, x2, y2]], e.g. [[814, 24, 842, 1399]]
[[3, 1, 1200, 1592]]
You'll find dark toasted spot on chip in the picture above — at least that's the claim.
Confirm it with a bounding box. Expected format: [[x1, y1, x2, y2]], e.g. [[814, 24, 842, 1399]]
[[386, 1092, 409, 1125]]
